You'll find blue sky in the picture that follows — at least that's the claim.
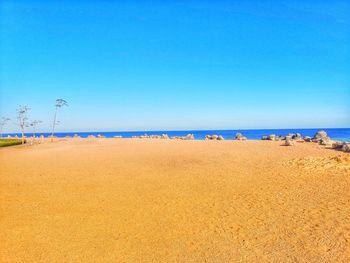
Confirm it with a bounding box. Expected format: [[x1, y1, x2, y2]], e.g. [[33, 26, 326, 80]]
[[1, 0, 349, 132]]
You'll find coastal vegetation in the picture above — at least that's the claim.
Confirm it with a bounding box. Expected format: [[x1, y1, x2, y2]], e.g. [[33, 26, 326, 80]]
[[17, 105, 30, 145], [51, 99, 68, 141], [0, 138, 24, 147], [30, 120, 42, 138], [1, 98, 68, 145]]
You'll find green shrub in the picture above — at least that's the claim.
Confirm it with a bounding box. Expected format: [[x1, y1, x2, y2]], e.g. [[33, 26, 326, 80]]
[[0, 138, 25, 147]]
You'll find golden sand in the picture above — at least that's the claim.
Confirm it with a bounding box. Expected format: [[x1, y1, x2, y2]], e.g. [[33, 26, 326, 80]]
[[1, 139, 349, 262]]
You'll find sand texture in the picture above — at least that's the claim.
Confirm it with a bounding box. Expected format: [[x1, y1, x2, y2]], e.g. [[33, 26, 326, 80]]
[[1, 139, 350, 262]]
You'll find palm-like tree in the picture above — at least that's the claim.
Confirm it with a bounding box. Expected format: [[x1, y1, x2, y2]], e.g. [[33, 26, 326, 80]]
[[51, 99, 68, 141], [30, 120, 42, 138], [17, 106, 30, 144]]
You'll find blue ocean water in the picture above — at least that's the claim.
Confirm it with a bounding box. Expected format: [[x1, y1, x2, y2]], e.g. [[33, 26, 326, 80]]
[[3, 128, 350, 142]]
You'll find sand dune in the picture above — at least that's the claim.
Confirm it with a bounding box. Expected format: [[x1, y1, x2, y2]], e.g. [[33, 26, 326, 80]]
[[1, 139, 349, 262]]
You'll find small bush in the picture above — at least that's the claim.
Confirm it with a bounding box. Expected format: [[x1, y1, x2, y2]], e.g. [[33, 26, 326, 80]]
[[0, 138, 25, 147]]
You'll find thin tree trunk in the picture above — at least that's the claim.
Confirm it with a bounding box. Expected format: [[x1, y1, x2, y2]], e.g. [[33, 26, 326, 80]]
[[21, 126, 24, 144], [32, 126, 36, 144], [51, 107, 58, 142]]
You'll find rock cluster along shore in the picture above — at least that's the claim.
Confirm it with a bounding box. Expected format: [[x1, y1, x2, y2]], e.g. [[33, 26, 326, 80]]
[[332, 141, 350, 153], [16, 130, 348, 153], [131, 134, 195, 140], [261, 134, 283, 141], [235, 133, 247, 140], [261, 133, 305, 142], [284, 136, 295, 146], [205, 135, 224, 140], [261, 130, 350, 153]]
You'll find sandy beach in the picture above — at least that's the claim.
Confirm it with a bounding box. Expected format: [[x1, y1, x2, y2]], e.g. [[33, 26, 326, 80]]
[[1, 139, 349, 262]]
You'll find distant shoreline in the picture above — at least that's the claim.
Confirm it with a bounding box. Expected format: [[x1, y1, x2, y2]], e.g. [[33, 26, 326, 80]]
[[2, 128, 350, 142]]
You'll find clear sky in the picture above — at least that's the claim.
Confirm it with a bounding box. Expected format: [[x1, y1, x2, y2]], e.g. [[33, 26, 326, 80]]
[[1, 0, 349, 132]]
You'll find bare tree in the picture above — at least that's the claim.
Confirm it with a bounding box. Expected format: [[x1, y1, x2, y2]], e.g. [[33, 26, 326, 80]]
[[51, 99, 68, 141], [0, 117, 10, 138], [30, 120, 42, 138], [17, 106, 30, 144]]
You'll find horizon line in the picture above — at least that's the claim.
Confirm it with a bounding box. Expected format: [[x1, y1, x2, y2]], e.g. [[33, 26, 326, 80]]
[[3, 127, 350, 135]]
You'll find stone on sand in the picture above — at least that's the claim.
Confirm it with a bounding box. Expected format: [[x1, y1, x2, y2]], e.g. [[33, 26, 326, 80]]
[[235, 133, 247, 140], [312, 130, 330, 143], [284, 136, 295, 146]]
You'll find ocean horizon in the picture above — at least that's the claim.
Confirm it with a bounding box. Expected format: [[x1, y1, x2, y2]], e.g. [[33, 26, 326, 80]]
[[3, 128, 350, 142]]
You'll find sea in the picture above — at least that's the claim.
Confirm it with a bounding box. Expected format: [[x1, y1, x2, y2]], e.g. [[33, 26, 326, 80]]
[[3, 128, 350, 142]]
